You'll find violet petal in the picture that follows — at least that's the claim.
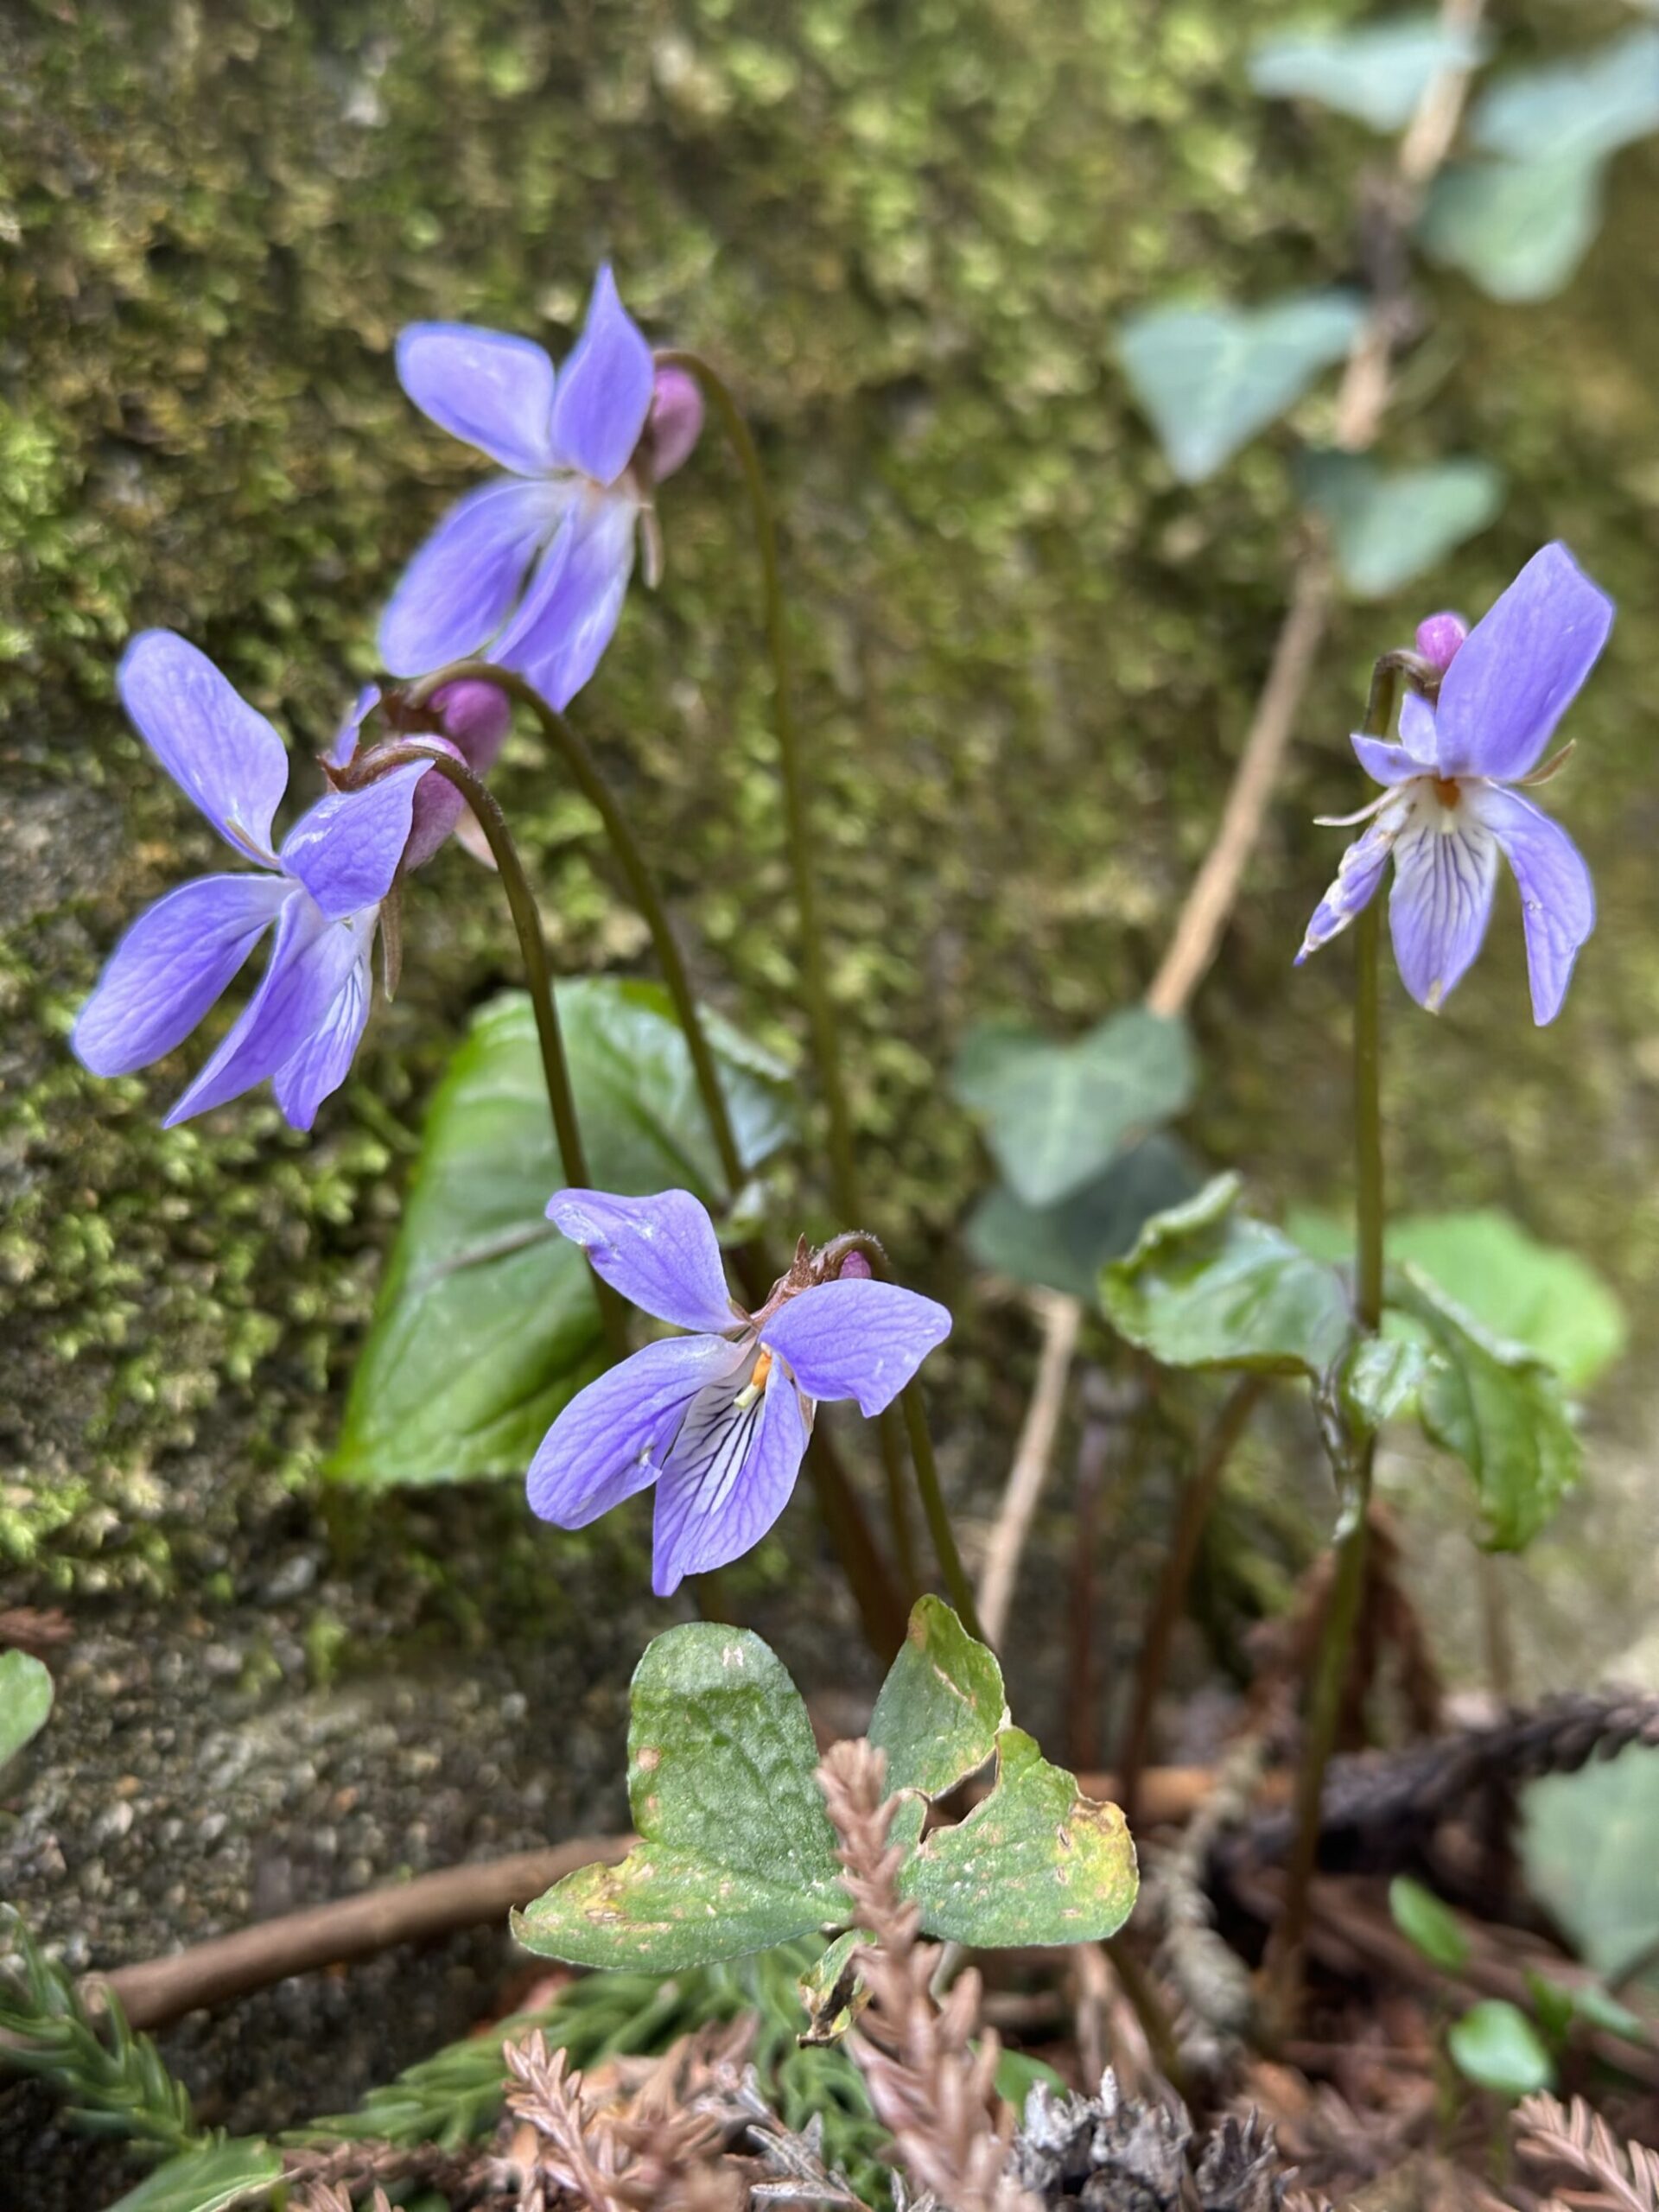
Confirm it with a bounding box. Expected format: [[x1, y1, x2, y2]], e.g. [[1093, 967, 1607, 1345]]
[[546, 1187, 740, 1336], [118, 631, 290, 864], [73, 872, 291, 1077], [760, 1279, 953, 1419], [1434, 543, 1614, 781], [396, 322, 558, 474]]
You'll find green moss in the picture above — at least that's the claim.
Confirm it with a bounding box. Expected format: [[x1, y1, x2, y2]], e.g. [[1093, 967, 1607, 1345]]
[[3, 0, 1656, 1599]]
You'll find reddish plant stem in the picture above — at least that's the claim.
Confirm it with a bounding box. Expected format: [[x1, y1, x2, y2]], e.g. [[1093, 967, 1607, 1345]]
[[1116, 1376, 1266, 1827]]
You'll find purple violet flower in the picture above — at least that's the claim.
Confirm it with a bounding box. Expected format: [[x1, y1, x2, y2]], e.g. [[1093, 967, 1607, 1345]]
[[528, 1189, 953, 1593], [378, 267, 702, 710], [1297, 543, 1613, 1024], [73, 631, 432, 1130]]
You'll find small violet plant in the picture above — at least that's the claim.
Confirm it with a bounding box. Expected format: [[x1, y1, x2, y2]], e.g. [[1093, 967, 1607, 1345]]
[[527, 1189, 952, 1592], [1297, 543, 1613, 1023], [378, 264, 702, 709], [73, 632, 438, 1129]]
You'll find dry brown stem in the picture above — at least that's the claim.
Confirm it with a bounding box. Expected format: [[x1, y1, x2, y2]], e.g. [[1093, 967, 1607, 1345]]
[[977, 1288, 1083, 1649], [816, 1736, 1027, 2212], [90, 1834, 632, 2031]]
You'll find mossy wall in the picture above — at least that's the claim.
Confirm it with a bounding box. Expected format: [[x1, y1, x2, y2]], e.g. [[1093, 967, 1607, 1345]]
[[4, 0, 1657, 1599]]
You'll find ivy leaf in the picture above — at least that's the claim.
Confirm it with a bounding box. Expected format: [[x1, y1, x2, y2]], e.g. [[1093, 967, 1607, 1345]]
[[1291, 1205, 1625, 1393], [798, 1928, 871, 2045], [1471, 29, 1659, 166], [965, 1135, 1201, 1301], [0, 1651, 53, 1771], [1389, 1874, 1470, 1971], [1101, 1174, 1353, 1381], [1249, 16, 1489, 134], [952, 1009, 1195, 1210], [331, 981, 793, 1489], [1341, 1335, 1434, 1433], [105, 2141, 284, 2212], [1421, 155, 1605, 303], [869, 1592, 1009, 1845], [1447, 2000, 1555, 2098], [901, 1728, 1138, 1947], [514, 1624, 843, 1971], [1428, 30, 1659, 308], [1522, 1743, 1659, 1981], [1298, 452, 1505, 600], [1117, 293, 1366, 483], [1395, 1268, 1581, 1551]]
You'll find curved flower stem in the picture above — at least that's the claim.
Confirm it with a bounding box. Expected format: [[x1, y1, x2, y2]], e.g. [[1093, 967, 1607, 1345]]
[[899, 1385, 982, 1642], [404, 662, 747, 1197], [1116, 1374, 1267, 1827], [823, 1231, 982, 1641], [385, 673, 906, 1656], [655, 349, 861, 1227], [1271, 658, 1401, 2024], [337, 738, 629, 1363], [660, 351, 933, 1597]]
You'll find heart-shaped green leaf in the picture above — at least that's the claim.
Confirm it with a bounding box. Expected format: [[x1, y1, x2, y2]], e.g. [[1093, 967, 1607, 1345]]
[[870, 1593, 1009, 1845], [900, 1729, 1138, 1947], [518, 1603, 1139, 1972], [1394, 1268, 1581, 1551], [1421, 154, 1605, 303], [514, 1625, 843, 1970], [332, 980, 794, 1489], [965, 1135, 1200, 1301], [1102, 1175, 1353, 1380], [1522, 1745, 1659, 1982], [1471, 29, 1659, 166], [1290, 1206, 1626, 1393], [1299, 452, 1505, 600], [0, 1651, 53, 1772], [1250, 16, 1489, 133], [952, 1009, 1195, 1211], [1448, 1999, 1555, 2098], [1117, 292, 1366, 483], [1389, 1874, 1471, 1971]]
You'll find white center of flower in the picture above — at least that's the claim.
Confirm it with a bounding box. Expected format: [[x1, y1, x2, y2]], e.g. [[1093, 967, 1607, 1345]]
[[732, 1345, 773, 1412]]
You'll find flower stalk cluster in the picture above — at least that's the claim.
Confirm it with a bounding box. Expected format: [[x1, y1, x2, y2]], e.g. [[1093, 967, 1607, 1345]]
[[67, 243, 1619, 1690]]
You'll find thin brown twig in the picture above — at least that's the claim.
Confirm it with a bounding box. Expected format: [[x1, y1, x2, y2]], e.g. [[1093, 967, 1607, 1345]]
[[977, 1289, 1084, 1649], [86, 1835, 632, 2031], [1116, 1377, 1267, 1827]]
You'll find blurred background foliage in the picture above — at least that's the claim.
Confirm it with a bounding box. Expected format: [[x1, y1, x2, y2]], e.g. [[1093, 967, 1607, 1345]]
[[2, 0, 1656, 1638]]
